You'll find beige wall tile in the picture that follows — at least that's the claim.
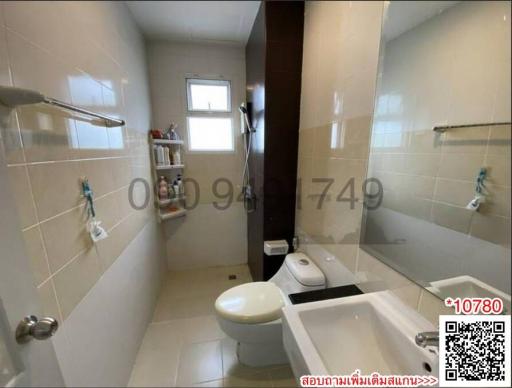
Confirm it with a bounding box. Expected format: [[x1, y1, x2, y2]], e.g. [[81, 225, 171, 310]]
[[40, 206, 91, 273], [407, 130, 442, 154], [431, 202, 472, 234], [0, 108, 25, 164], [356, 248, 421, 310], [399, 194, 433, 222], [405, 154, 441, 177], [438, 153, 485, 181], [482, 184, 511, 218], [298, 127, 314, 159], [417, 290, 454, 326], [7, 165, 38, 228], [434, 178, 475, 207], [486, 154, 511, 187], [37, 280, 62, 323], [28, 161, 84, 221], [80, 159, 117, 197], [110, 157, 132, 189], [115, 186, 134, 219], [52, 247, 103, 319], [6, 29, 76, 102], [95, 217, 130, 271], [442, 126, 490, 155], [487, 124, 511, 156], [313, 117, 372, 159], [22, 226, 50, 286], [0, 25, 10, 86], [470, 213, 511, 248], [17, 105, 79, 163], [94, 192, 122, 231]]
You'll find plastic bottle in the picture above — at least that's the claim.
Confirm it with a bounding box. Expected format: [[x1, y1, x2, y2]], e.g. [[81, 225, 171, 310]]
[[173, 149, 181, 165]]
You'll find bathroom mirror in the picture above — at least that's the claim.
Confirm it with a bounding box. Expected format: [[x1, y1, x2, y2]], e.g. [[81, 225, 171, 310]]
[[361, 1, 511, 306]]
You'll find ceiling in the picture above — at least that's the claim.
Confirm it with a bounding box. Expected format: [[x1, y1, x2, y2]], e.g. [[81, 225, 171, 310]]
[[126, 1, 260, 45], [383, 1, 459, 41]]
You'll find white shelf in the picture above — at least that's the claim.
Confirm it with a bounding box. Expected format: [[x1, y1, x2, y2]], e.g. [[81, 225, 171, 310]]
[[159, 208, 187, 221], [155, 164, 185, 170], [151, 138, 184, 145], [157, 196, 185, 207]]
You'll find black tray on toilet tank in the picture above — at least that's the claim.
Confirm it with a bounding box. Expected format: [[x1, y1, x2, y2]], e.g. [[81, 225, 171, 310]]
[[288, 284, 363, 305]]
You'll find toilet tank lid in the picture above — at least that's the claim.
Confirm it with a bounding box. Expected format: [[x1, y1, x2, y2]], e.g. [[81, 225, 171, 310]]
[[285, 253, 325, 286]]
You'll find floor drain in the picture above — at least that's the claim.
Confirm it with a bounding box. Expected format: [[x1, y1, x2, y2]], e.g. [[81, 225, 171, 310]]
[[228, 274, 237, 280]]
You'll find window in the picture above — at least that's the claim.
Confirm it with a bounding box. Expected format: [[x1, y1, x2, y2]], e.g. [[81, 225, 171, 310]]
[[186, 78, 233, 152], [187, 79, 231, 112]]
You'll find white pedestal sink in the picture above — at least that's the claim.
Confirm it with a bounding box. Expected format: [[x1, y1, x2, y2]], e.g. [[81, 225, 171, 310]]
[[282, 292, 439, 383]]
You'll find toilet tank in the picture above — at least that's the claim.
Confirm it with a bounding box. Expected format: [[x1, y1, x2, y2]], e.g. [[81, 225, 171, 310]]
[[269, 252, 325, 297]]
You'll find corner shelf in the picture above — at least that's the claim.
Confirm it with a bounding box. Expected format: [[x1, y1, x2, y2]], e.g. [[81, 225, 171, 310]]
[[157, 196, 186, 207], [149, 133, 186, 222], [155, 164, 185, 170], [159, 208, 187, 221], [152, 139, 184, 145]]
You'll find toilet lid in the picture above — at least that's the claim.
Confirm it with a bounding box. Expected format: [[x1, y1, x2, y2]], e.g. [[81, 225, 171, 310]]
[[215, 282, 284, 324]]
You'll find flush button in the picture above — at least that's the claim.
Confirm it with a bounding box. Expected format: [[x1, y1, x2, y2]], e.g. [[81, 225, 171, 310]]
[[298, 259, 309, 265]]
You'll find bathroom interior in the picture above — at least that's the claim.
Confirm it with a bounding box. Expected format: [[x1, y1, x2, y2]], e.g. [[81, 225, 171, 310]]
[[0, 1, 510, 387]]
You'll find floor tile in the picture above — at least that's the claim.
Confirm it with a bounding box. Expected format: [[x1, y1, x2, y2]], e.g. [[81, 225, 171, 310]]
[[176, 340, 223, 386], [153, 292, 218, 321], [223, 373, 273, 387], [192, 379, 224, 387], [129, 264, 295, 388], [155, 315, 226, 344], [268, 366, 298, 387], [128, 323, 182, 387]]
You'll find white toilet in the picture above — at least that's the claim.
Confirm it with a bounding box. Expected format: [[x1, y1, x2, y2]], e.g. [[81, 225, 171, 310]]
[[215, 252, 325, 367]]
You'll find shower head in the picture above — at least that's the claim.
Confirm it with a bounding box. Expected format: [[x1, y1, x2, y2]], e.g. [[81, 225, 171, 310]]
[[239, 103, 254, 133]]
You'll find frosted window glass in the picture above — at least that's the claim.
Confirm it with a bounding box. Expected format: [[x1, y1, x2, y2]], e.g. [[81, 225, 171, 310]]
[[188, 117, 233, 151], [190, 84, 228, 111], [187, 79, 230, 112]]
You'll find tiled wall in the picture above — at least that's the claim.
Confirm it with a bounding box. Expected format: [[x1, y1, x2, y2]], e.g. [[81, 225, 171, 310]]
[[296, 1, 451, 324], [147, 41, 247, 270], [0, 2, 165, 385], [368, 1, 511, 248]]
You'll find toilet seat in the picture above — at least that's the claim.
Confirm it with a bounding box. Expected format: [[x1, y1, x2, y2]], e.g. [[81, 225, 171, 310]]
[[215, 282, 284, 324]]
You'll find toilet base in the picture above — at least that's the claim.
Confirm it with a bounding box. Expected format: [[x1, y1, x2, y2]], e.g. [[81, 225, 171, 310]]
[[237, 340, 289, 367]]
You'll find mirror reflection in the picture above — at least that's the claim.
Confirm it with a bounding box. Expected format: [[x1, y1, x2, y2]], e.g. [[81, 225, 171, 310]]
[[361, 1, 511, 309]]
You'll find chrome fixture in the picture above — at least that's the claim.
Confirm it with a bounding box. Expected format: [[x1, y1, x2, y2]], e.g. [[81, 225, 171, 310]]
[[0, 86, 125, 127], [15, 315, 58, 344], [239, 104, 255, 134], [415, 331, 439, 348], [433, 121, 511, 133], [240, 103, 256, 213]]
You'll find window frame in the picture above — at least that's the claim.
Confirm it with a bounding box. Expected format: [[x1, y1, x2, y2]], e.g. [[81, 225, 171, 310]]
[[186, 78, 232, 113], [185, 77, 235, 153]]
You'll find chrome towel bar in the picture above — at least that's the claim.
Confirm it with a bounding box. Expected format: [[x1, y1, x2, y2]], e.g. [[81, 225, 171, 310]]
[[0, 85, 125, 127], [433, 121, 511, 133]]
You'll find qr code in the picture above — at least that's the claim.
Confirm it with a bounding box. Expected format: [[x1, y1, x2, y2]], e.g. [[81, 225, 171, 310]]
[[440, 315, 511, 387]]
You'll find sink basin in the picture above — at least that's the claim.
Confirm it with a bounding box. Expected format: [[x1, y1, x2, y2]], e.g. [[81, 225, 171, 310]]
[[282, 292, 438, 379], [428, 275, 511, 313]]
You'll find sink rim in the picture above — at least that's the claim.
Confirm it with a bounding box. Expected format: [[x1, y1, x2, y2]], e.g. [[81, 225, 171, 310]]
[[282, 291, 438, 376]]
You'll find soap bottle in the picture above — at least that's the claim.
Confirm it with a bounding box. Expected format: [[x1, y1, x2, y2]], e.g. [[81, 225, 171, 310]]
[[158, 176, 169, 200], [177, 174, 184, 195], [173, 179, 180, 198], [173, 149, 181, 165], [156, 146, 164, 165]]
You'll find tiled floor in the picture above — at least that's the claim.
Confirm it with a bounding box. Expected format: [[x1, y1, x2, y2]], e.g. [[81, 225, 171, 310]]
[[128, 265, 297, 387]]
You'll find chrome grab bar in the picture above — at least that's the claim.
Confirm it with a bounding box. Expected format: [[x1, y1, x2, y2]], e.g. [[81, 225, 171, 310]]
[[433, 121, 511, 133], [0, 85, 125, 127]]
